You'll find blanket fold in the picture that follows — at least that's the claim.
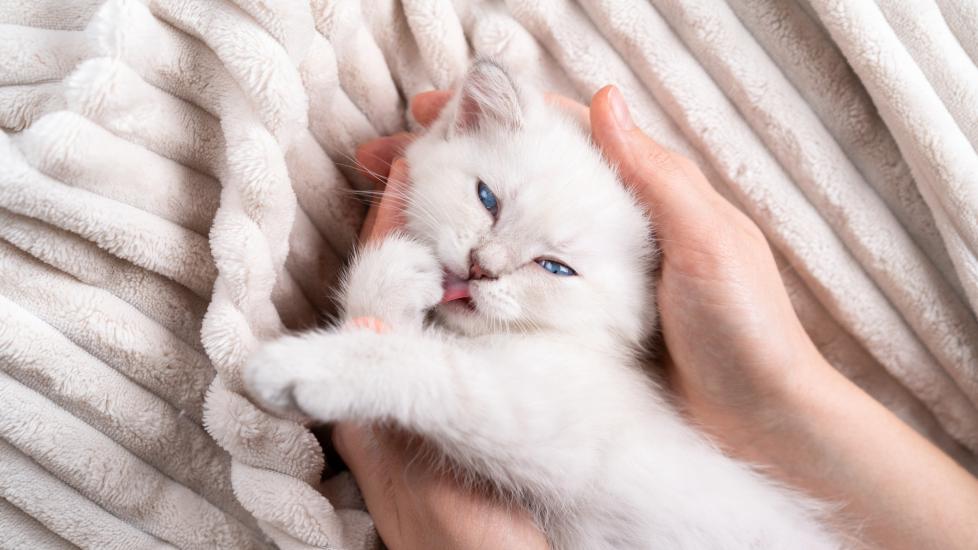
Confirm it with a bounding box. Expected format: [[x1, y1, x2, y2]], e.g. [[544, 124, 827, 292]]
[[1, 1, 976, 548]]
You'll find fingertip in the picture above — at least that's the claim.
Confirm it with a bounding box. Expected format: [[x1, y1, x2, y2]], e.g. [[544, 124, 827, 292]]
[[354, 138, 380, 167], [355, 138, 394, 185], [590, 86, 617, 120], [589, 85, 625, 144], [590, 86, 637, 171], [356, 133, 415, 186], [589, 85, 679, 180], [411, 90, 453, 127], [590, 86, 641, 180], [588, 86, 715, 240]]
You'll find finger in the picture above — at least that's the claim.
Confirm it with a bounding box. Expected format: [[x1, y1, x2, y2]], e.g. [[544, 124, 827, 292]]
[[545, 92, 590, 129], [590, 85, 722, 242], [332, 424, 408, 542], [336, 424, 548, 550], [355, 132, 415, 184], [358, 199, 379, 244], [411, 90, 452, 127], [363, 158, 410, 243], [359, 156, 410, 243]]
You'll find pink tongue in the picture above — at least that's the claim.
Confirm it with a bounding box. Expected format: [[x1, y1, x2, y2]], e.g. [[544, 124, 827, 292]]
[[441, 271, 471, 303]]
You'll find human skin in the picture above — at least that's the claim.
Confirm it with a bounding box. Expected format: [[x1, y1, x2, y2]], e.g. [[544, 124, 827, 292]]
[[335, 86, 978, 550]]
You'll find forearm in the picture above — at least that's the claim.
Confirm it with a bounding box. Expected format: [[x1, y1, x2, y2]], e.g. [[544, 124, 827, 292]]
[[748, 359, 978, 549]]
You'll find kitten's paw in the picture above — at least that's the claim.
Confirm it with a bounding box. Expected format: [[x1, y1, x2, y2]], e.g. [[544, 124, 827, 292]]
[[244, 331, 371, 421], [343, 234, 443, 327], [243, 334, 323, 415]]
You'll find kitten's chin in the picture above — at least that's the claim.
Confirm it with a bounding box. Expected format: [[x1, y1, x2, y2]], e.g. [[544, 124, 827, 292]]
[[432, 302, 494, 336]]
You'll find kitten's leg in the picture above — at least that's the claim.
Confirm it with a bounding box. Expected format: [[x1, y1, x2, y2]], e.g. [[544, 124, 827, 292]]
[[245, 330, 625, 496], [340, 233, 442, 329]]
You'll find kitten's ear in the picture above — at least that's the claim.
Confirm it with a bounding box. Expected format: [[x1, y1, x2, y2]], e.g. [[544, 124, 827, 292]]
[[450, 60, 523, 136]]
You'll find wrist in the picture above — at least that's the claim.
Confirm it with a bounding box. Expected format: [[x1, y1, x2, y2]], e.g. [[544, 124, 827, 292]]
[[766, 347, 841, 423], [735, 352, 857, 487], [708, 347, 837, 461]]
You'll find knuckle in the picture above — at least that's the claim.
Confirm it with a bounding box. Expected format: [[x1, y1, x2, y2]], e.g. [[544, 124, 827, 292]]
[[641, 146, 679, 174], [630, 145, 700, 186], [728, 209, 766, 243], [672, 155, 699, 175]]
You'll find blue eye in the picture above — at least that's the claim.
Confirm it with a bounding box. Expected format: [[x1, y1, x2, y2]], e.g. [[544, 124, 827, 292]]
[[537, 259, 576, 277], [477, 180, 498, 217]]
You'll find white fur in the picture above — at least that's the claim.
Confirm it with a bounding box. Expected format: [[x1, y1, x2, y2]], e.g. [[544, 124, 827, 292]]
[[246, 60, 845, 549]]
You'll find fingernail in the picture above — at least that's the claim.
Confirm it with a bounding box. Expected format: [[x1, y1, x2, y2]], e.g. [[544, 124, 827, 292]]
[[608, 86, 635, 131]]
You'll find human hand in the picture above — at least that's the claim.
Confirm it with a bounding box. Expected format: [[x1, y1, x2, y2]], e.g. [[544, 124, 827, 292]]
[[345, 86, 978, 550], [330, 125, 548, 550], [586, 86, 836, 454], [366, 87, 830, 458], [332, 425, 548, 550], [587, 87, 978, 550]]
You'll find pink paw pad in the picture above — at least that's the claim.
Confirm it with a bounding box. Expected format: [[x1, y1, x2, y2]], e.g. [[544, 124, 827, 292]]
[[343, 316, 389, 334]]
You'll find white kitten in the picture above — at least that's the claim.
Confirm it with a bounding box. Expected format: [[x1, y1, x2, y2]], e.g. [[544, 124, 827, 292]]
[[245, 60, 845, 549]]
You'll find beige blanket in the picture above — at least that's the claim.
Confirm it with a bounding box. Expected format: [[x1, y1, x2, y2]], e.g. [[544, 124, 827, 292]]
[[1, 0, 976, 548]]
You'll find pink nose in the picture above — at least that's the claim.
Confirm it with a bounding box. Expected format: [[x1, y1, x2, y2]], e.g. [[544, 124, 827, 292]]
[[469, 253, 496, 280]]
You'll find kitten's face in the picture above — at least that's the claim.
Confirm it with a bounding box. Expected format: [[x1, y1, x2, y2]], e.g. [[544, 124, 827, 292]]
[[404, 62, 655, 343]]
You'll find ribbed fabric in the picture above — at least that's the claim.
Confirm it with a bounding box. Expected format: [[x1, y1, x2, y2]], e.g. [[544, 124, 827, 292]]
[[1, 1, 975, 547]]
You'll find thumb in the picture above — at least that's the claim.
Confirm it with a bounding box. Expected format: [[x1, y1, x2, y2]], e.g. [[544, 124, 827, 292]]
[[589, 86, 722, 247]]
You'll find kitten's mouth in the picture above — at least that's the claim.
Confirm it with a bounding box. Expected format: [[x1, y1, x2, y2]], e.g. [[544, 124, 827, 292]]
[[441, 270, 475, 310]]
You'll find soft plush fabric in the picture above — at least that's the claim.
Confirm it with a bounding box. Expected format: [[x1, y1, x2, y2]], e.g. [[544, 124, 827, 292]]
[[0, 1, 976, 548]]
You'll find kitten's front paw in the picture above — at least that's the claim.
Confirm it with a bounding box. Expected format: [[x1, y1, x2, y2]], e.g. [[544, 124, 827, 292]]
[[245, 330, 400, 423], [243, 335, 318, 415], [244, 331, 352, 419], [343, 234, 443, 327]]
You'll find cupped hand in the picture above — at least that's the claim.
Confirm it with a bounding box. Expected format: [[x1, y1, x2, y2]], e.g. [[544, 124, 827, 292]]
[[347, 86, 978, 550], [586, 87, 835, 453], [362, 87, 833, 457]]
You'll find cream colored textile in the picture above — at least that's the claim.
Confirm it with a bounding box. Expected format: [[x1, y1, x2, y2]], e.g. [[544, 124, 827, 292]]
[[0, 1, 975, 548]]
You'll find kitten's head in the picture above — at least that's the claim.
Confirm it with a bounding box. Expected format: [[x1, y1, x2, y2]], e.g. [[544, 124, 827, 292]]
[[405, 60, 656, 344]]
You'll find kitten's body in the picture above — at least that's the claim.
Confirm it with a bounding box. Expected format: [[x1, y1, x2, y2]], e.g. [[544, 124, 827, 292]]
[[246, 61, 843, 549]]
